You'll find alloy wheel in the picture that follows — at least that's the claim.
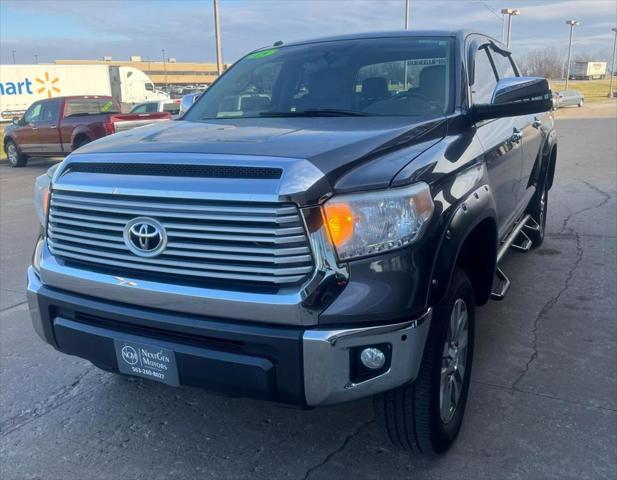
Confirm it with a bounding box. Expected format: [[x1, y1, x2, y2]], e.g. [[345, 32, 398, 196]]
[[439, 298, 469, 424]]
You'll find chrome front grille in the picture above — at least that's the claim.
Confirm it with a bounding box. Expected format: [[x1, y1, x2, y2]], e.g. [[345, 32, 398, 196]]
[[47, 189, 315, 287]]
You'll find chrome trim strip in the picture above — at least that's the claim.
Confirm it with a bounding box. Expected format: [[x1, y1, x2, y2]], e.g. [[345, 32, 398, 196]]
[[303, 309, 432, 406], [38, 208, 348, 326]]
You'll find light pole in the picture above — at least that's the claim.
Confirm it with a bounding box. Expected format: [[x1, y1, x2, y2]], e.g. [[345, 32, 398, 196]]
[[565, 20, 579, 90], [404, 0, 410, 29], [213, 0, 223, 76], [476, 2, 505, 42], [501, 8, 520, 48], [162, 48, 168, 89], [403, 0, 410, 90], [34, 54, 38, 65], [609, 27, 617, 98], [12, 50, 16, 64]]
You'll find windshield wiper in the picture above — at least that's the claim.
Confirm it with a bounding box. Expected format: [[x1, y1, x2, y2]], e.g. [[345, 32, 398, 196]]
[[259, 109, 367, 117]]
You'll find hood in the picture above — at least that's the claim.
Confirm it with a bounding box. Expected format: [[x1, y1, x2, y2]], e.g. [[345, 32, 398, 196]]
[[77, 116, 446, 191]]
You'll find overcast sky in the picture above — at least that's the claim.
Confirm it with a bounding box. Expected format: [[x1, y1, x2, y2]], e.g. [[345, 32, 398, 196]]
[[1, 0, 616, 65]]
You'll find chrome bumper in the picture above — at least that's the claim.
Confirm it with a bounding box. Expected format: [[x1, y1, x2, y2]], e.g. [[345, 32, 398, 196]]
[[303, 309, 431, 406], [28, 266, 431, 406]]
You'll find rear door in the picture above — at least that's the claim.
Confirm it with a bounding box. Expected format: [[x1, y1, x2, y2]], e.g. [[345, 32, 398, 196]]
[[490, 47, 543, 208], [35, 98, 63, 154], [470, 42, 524, 237]]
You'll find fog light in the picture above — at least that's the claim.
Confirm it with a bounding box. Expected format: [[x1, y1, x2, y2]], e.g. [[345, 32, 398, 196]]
[[360, 347, 386, 370]]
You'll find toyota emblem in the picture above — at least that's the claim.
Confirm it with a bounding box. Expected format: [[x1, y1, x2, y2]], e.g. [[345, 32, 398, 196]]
[[123, 217, 167, 257]]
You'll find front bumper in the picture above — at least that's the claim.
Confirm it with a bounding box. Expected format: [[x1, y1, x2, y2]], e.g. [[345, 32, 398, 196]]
[[27, 267, 431, 407]]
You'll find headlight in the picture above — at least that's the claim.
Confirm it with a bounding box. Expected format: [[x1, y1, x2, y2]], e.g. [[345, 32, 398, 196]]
[[323, 183, 434, 261], [33, 164, 58, 226]]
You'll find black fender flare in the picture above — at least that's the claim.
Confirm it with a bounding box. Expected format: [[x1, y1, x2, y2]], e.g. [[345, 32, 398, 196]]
[[428, 181, 498, 307]]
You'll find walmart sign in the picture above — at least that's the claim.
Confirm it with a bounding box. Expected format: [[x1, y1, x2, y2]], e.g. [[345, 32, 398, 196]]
[[0, 78, 34, 95]]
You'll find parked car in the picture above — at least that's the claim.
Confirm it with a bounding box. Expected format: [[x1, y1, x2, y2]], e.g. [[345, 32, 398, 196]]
[[178, 91, 201, 116], [28, 31, 556, 455], [554, 90, 584, 108], [3, 96, 172, 167], [130, 99, 181, 116]]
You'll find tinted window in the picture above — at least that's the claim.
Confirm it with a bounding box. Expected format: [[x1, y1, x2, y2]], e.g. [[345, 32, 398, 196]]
[[65, 98, 121, 116], [145, 83, 154, 91], [24, 102, 43, 123], [186, 37, 454, 120], [131, 104, 149, 113], [163, 103, 180, 114], [472, 47, 497, 104], [42, 100, 61, 121], [491, 49, 516, 79]]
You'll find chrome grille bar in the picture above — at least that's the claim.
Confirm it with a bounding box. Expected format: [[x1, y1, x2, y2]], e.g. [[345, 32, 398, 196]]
[[48, 189, 315, 287]]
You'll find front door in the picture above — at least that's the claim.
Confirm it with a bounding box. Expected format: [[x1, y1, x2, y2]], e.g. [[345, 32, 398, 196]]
[[471, 44, 524, 238], [13, 101, 44, 154]]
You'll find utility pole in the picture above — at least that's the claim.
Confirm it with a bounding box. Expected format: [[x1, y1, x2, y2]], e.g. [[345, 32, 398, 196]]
[[214, 0, 223, 76], [403, 0, 410, 90], [476, 2, 505, 42], [162, 48, 168, 88], [12, 50, 16, 64], [34, 54, 38, 64], [501, 8, 520, 48], [565, 20, 579, 90], [609, 27, 617, 98]]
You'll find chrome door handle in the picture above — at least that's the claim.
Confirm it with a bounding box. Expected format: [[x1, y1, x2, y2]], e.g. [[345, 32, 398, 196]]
[[532, 117, 542, 129], [510, 128, 523, 143]]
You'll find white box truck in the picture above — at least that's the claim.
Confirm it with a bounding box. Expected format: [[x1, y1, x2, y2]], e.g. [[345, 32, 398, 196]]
[[569, 61, 607, 80], [0, 64, 169, 120]]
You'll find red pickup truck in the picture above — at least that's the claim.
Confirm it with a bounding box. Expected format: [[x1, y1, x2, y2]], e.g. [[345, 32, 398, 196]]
[[3, 95, 171, 167]]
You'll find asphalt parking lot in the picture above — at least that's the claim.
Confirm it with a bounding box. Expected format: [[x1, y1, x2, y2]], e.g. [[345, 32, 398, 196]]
[[1, 114, 616, 480]]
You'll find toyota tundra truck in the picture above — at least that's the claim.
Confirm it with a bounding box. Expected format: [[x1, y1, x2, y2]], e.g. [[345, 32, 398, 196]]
[[27, 31, 556, 455]]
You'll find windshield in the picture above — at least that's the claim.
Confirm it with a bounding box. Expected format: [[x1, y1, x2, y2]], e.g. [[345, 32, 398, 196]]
[[185, 37, 453, 120]]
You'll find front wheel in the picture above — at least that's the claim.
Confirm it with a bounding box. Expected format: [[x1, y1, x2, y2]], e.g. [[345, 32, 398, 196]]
[[5, 140, 28, 168], [374, 268, 475, 455], [578, 99, 584, 107], [527, 175, 549, 247]]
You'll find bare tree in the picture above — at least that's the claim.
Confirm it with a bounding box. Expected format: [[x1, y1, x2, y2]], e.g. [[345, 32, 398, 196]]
[[518, 47, 564, 79]]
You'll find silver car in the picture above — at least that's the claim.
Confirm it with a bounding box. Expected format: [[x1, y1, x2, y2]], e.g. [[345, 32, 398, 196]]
[[554, 90, 584, 108], [179, 92, 202, 116]]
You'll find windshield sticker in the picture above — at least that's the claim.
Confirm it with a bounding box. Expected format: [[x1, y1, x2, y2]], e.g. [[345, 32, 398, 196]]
[[101, 100, 114, 112], [248, 48, 278, 60]]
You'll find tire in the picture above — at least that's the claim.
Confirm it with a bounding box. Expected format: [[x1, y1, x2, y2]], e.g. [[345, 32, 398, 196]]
[[578, 99, 584, 107], [526, 172, 549, 248], [5, 140, 28, 167], [374, 268, 475, 455]]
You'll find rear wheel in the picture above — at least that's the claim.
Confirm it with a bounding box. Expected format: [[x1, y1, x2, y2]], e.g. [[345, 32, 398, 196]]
[[5, 140, 28, 167], [374, 268, 475, 455], [73, 136, 91, 150]]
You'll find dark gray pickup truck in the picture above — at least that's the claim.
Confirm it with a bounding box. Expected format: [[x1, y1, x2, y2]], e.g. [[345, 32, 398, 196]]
[[28, 31, 556, 455]]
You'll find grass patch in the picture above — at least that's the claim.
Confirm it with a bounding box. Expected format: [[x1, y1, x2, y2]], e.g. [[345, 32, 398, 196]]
[[549, 79, 615, 103], [0, 126, 5, 161]]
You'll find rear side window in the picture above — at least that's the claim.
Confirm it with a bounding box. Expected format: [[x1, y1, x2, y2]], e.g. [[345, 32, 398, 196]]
[[491, 50, 517, 79], [42, 99, 61, 121], [472, 47, 497, 104], [65, 99, 121, 117]]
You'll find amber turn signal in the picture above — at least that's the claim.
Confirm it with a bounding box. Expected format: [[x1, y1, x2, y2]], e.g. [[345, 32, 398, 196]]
[[323, 202, 354, 247]]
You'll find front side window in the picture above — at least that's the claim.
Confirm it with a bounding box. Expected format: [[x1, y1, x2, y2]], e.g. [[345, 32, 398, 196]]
[[145, 83, 154, 91], [185, 37, 453, 120], [491, 49, 517, 79], [24, 102, 43, 123], [471, 47, 498, 104]]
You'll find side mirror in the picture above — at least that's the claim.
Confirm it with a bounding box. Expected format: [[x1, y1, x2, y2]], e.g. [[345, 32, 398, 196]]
[[472, 77, 553, 122], [11, 117, 20, 126]]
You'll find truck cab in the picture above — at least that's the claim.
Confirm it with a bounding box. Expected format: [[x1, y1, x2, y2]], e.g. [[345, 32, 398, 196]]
[[27, 31, 556, 455]]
